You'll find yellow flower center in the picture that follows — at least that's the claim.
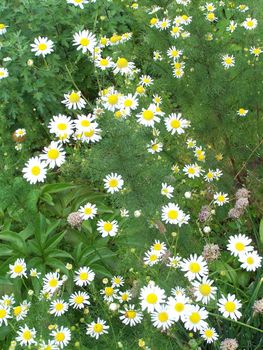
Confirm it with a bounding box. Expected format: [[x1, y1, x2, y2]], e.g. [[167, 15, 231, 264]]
[[14, 265, 23, 274], [104, 222, 113, 232], [80, 38, 90, 47], [49, 279, 58, 288], [124, 99, 133, 107], [170, 119, 181, 128], [153, 243, 161, 250], [0, 309, 7, 319], [151, 144, 159, 151], [142, 110, 154, 121], [31, 166, 41, 176], [225, 58, 233, 65], [188, 167, 195, 174], [204, 329, 214, 338], [13, 306, 22, 316], [79, 272, 88, 281], [57, 123, 67, 130], [149, 254, 157, 262], [158, 311, 168, 322], [69, 92, 80, 103], [247, 257, 254, 265], [172, 26, 180, 33], [105, 287, 114, 296], [38, 43, 47, 51], [150, 18, 158, 25], [100, 58, 109, 67], [0, 71, 4, 77], [167, 209, 178, 220], [117, 57, 128, 69], [108, 94, 119, 105], [84, 207, 92, 215], [0, 24, 6, 29], [47, 149, 59, 160], [235, 242, 245, 251], [23, 330, 32, 341], [121, 293, 128, 301], [189, 312, 201, 324], [55, 332, 65, 342], [114, 278, 121, 284], [100, 37, 108, 45], [84, 129, 95, 137], [75, 295, 84, 304], [81, 120, 90, 127], [136, 86, 145, 94], [189, 262, 201, 273], [94, 323, 103, 333], [146, 293, 158, 304], [199, 284, 211, 296], [55, 303, 64, 311], [207, 13, 215, 21], [174, 302, 184, 312], [217, 195, 225, 202], [246, 21, 254, 27], [109, 179, 118, 187], [126, 310, 136, 319], [225, 301, 236, 312]]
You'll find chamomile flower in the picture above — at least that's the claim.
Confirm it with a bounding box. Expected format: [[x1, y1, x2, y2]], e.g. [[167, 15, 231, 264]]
[[140, 75, 153, 86], [180, 254, 208, 281], [16, 325, 37, 346], [22, 157, 47, 184], [74, 267, 95, 287], [165, 113, 189, 135], [41, 141, 66, 169], [214, 192, 229, 206], [101, 89, 121, 111], [103, 173, 124, 193], [186, 138, 196, 148], [183, 164, 203, 178], [151, 240, 167, 255], [49, 299, 69, 317], [147, 139, 163, 153], [137, 105, 160, 127], [250, 47, 262, 57], [144, 249, 161, 266], [67, 0, 89, 9], [15, 128, 26, 138], [113, 57, 135, 76], [157, 18, 171, 30], [171, 286, 186, 297], [111, 276, 124, 287], [38, 340, 59, 350], [0, 67, 9, 79], [170, 25, 182, 38], [118, 290, 132, 303], [222, 54, 235, 69], [69, 291, 90, 309], [74, 114, 96, 132], [218, 294, 242, 320], [182, 305, 208, 331], [86, 318, 109, 339], [206, 12, 217, 22], [151, 305, 174, 330], [0, 23, 8, 35], [62, 91, 86, 110], [153, 50, 163, 61], [119, 305, 143, 326], [97, 219, 119, 237], [227, 20, 237, 33], [167, 47, 183, 60], [205, 2, 216, 11], [73, 30, 97, 54], [167, 294, 191, 321], [238, 250, 262, 271], [51, 326, 71, 348], [167, 255, 182, 269], [161, 203, 186, 226], [161, 183, 174, 199], [204, 169, 215, 182], [13, 301, 31, 321], [173, 67, 184, 78], [81, 125, 102, 143], [139, 283, 166, 313], [30, 268, 41, 278], [0, 305, 11, 326], [31, 37, 54, 57], [192, 277, 217, 304], [48, 114, 74, 139], [1, 294, 15, 307], [95, 56, 114, 70], [227, 234, 253, 257], [237, 108, 248, 116], [242, 17, 258, 30], [100, 286, 118, 302], [120, 94, 138, 112], [43, 272, 63, 294], [181, 14, 192, 25], [200, 326, 219, 343], [79, 202, 98, 220], [9, 258, 27, 278], [238, 4, 249, 12]]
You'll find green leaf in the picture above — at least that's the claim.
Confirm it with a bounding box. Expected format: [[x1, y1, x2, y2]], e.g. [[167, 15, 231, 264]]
[[41, 183, 77, 194], [259, 218, 263, 246]]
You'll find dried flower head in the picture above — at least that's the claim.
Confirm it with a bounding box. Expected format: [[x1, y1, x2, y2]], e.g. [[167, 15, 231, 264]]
[[228, 208, 243, 219], [202, 243, 220, 262], [67, 212, 83, 229], [253, 297, 263, 315], [198, 205, 211, 222], [235, 188, 250, 200], [220, 338, 238, 350]]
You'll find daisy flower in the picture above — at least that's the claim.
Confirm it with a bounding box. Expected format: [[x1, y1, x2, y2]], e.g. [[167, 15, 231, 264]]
[[79, 202, 97, 220], [250, 47, 262, 57], [95, 56, 114, 70], [167, 47, 183, 60], [183, 163, 203, 178], [204, 169, 215, 182], [15, 128, 26, 138], [1, 294, 15, 307], [171, 286, 186, 297], [69, 291, 90, 309], [30, 268, 41, 278], [222, 54, 235, 69], [170, 25, 182, 38], [49, 299, 69, 317], [144, 249, 161, 266], [16, 325, 37, 347], [48, 114, 74, 139], [192, 277, 217, 304], [137, 104, 160, 127], [9, 258, 27, 278], [31, 37, 54, 57], [206, 12, 217, 22], [0, 67, 9, 79], [218, 294, 242, 320], [74, 114, 96, 132], [43, 272, 63, 294], [153, 50, 163, 61], [242, 17, 258, 30], [227, 234, 253, 257], [173, 67, 184, 79], [97, 219, 119, 238], [151, 305, 174, 330], [74, 266, 95, 287], [118, 290, 132, 304], [161, 183, 174, 199], [151, 240, 167, 255], [0, 304, 11, 326], [113, 57, 135, 76], [186, 138, 196, 148], [238, 250, 262, 271], [86, 318, 109, 339], [165, 113, 190, 135], [67, 0, 89, 9], [213, 192, 229, 206], [38, 340, 59, 350], [139, 283, 166, 313], [101, 89, 121, 112], [237, 108, 248, 116], [180, 254, 208, 281], [120, 94, 138, 112], [182, 305, 208, 331], [73, 29, 97, 54], [205, 3, 216, 11], [51, 326, 71, 348], [13, 301, 31, 321], [147, 139, 163, 153], [100, 286, 118, 302], [62, 90, 86, 110], [161, 202, 187, 226], [157, 18, 171, 30], [167, 255, 182, 269], [103, 173, 124, 193], [200, 326, 219, 343], [238, 4, 249, 12], [0, 23, 8, 35], [41, 141, 66, 169], [22, 157, 47, 184], [81, 125, 102, 143], [111, 276, 124, 287], [139, 75, 153, 86], [167, 294, 191, 321], [119, 304, 143, 326], [226, 20, 237, 33]]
